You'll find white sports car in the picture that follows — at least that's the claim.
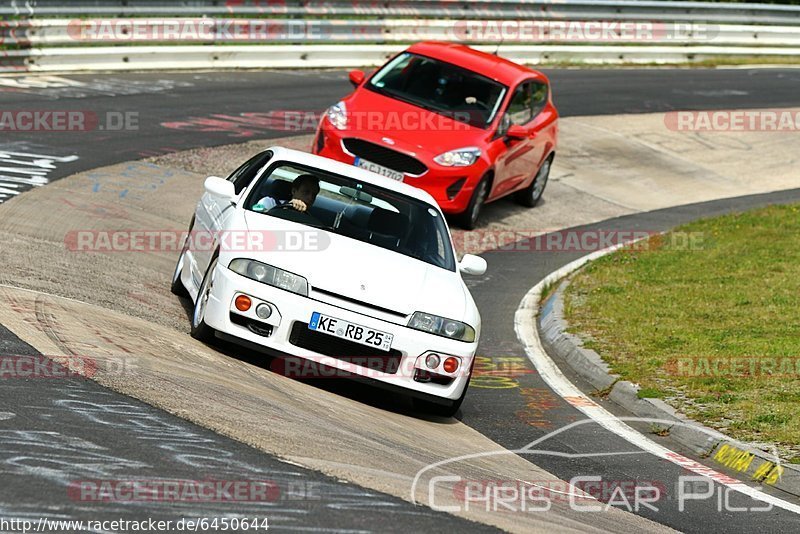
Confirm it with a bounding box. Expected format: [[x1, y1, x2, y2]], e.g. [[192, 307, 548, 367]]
[[171, 147, 486, 416]]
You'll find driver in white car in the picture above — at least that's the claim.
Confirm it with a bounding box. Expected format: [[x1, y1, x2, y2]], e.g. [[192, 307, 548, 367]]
[[263, 174, 324, 226], [255, 174, 320, 213]]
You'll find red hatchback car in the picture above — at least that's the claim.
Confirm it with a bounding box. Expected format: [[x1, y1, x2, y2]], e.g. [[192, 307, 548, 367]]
[[312, 41, 558, 229]]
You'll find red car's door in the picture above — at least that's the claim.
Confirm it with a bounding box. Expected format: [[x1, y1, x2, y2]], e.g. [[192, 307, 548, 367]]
[[490, 80, 548, 200]]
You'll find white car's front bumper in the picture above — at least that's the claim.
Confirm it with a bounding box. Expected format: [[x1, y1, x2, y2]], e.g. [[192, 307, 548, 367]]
[[203, 264, 477, 401]]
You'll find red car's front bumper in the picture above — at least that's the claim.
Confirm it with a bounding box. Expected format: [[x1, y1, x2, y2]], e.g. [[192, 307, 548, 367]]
[[312, 124, 490, 215]]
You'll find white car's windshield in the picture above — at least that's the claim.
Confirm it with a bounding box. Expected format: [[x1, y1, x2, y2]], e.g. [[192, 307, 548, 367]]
[[367, 52, 507, 129], [244, 161, 456, 271]]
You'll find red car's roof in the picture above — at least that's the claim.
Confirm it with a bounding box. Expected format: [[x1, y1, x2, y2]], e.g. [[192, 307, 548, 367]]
[[406, 41, 540, 86]]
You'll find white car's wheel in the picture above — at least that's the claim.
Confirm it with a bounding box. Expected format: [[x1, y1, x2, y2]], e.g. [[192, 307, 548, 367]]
[[191, 256, 218, 342], [171, 217, 194, 297], [170, 236, 190, 297]]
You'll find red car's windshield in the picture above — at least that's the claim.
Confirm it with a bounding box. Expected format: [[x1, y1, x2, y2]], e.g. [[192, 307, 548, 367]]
[[366, 52, 508, 129]]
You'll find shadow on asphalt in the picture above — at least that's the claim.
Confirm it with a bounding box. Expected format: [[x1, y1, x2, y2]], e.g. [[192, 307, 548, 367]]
[[445, 194, 548, 230], [176, 294, 463, 424]]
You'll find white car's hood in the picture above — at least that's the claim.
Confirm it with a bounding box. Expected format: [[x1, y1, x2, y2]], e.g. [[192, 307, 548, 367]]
[[242, 211, 467, 319]]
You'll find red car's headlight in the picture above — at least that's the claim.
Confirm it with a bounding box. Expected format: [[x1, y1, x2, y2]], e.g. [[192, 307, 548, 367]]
[[434, 147, 481, 167], [326, 101, 348, 130]]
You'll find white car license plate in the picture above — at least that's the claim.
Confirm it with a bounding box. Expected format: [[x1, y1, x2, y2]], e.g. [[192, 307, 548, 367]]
[[308, 312, 394, 352], [354, 157, 404, 182]]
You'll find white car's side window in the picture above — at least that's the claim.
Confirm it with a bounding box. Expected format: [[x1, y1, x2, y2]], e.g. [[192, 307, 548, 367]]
[[227, 150, 273, 195]]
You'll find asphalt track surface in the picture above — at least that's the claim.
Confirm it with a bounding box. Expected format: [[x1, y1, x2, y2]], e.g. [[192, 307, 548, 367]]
[[2, 68, 800, 181], [0, 325, 497, 533], [2, 68, 800, 532]]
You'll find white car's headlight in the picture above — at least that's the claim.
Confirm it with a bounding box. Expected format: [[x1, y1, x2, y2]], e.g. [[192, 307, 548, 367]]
[[433, 147, 481, 167], [326, 101, 348, 130], [229, 259, 309, 297], [408, 312, 476, 342]]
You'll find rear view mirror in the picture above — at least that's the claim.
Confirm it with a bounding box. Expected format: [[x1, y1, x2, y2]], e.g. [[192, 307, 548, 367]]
[[204, 176, 235, 202], [459, 254, 487, 276], [339, 185, 373, 203]]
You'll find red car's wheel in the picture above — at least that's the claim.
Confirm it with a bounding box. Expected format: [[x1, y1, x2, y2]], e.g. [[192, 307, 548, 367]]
[[456, 175, 490, 230], [516, 156, 552, 208]]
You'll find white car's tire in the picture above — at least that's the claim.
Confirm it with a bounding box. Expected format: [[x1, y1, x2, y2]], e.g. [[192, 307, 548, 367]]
[[191, 256, 218, 342], [170, 238, 190, 297], [171, 217, 194, 297]]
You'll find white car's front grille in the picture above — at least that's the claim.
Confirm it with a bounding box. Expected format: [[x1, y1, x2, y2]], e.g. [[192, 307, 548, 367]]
[[288, 321, 402, 374]]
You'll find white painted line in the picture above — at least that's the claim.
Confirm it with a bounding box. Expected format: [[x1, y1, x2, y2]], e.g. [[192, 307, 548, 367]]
[[514, 243, 800, 515]]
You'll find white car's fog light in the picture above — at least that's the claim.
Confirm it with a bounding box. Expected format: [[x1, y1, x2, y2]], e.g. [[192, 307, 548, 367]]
[[425, 353, 441, 369], [256, 304, 272, 320]]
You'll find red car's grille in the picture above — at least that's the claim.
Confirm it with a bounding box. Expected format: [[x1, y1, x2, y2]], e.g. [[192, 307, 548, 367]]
[[343, 138, 427, 176]]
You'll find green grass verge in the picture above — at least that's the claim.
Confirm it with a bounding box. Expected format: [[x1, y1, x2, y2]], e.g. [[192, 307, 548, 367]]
[[565, 204, 800, 459]]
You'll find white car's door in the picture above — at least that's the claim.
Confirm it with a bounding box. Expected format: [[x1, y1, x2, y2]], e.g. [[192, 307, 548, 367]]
[[192, 191, 216, 284], [192, 151, 275, 290]]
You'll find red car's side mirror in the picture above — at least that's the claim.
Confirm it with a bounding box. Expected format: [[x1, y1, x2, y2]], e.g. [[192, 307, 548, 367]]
[[348, 70, 366, 87], [506, 124, 529, 140]]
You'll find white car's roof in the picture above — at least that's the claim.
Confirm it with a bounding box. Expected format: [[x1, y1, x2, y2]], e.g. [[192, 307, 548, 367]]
[[266, 146, 440, 208]]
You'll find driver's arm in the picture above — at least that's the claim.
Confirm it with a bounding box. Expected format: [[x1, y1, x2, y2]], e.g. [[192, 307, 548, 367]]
[[287, 199, 308, 212]]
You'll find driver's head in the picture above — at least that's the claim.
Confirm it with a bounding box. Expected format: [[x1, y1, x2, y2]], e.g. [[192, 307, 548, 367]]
[[292, 174, 320, 207]]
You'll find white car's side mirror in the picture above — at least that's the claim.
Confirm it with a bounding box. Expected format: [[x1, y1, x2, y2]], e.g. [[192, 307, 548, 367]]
[[459, 254, 487, 276], [204, 176, 236, 202]]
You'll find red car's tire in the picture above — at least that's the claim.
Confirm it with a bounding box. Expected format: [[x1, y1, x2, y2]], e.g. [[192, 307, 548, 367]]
[[515, 155, 552, 208], [456, 175, 490, 230]]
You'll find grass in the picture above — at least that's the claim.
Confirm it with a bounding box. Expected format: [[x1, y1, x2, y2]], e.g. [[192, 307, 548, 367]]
[[565, 204, 800, 460]]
